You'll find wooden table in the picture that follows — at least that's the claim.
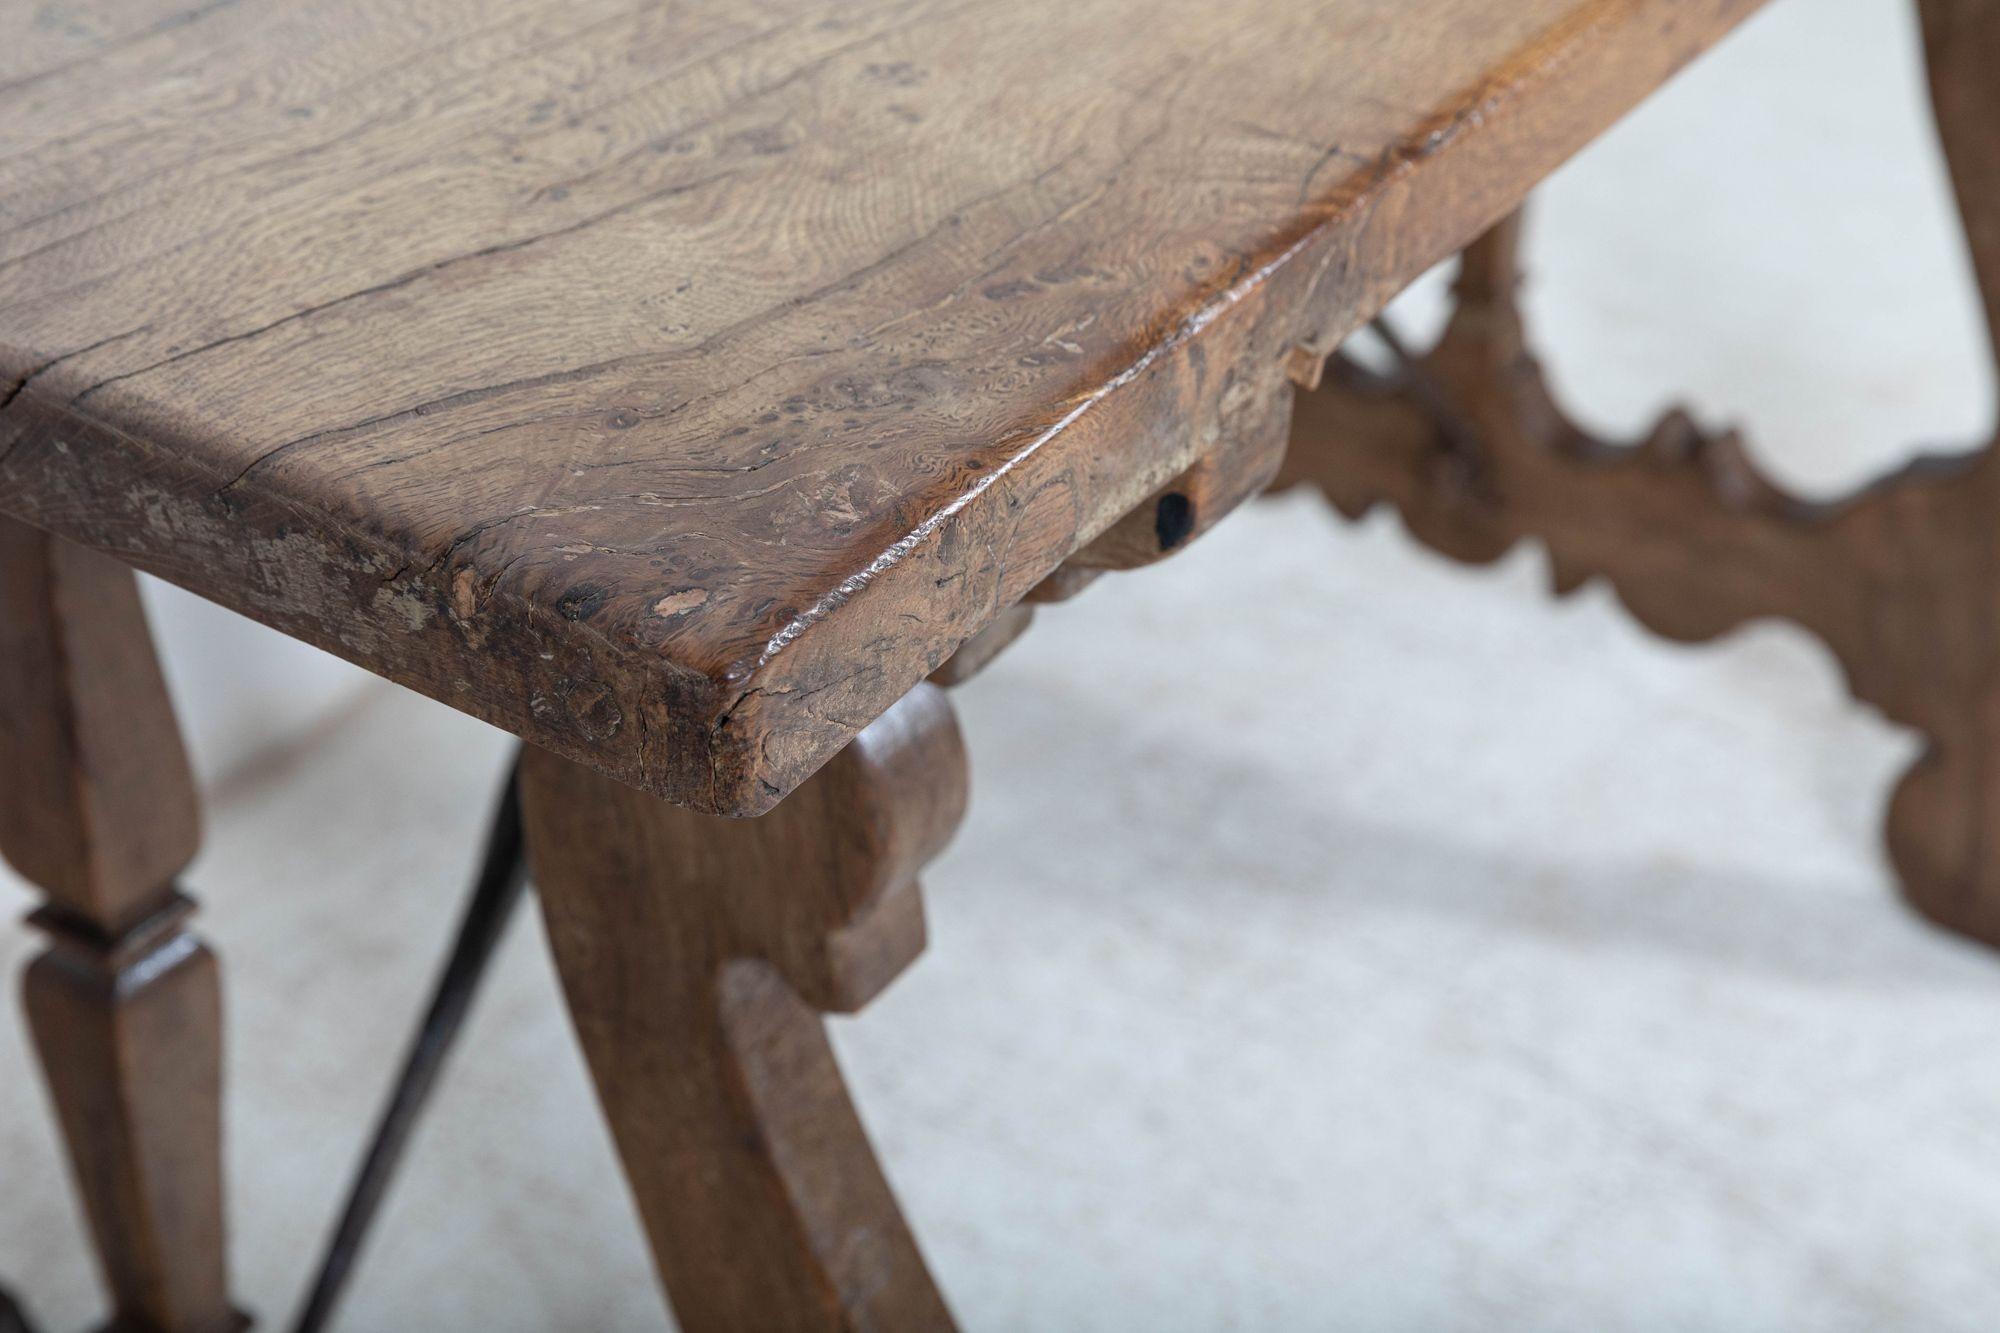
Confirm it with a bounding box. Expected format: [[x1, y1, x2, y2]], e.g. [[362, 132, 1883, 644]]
[[16, 0, 1993, 1326]]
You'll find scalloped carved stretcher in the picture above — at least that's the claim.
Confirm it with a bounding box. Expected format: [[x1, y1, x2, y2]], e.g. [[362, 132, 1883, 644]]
[[1279, 0, 2000, 949]]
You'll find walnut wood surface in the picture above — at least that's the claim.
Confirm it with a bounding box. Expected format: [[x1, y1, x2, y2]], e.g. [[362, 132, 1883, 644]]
[[0, 517, 243, 1333], [523, 682, 966, 1331], [0, 0, 1763, 814], [1276, 0, 2000, 948]]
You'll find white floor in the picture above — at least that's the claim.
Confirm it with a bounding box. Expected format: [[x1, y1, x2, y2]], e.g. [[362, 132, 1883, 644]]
[[7, 0, 2000, 1328]]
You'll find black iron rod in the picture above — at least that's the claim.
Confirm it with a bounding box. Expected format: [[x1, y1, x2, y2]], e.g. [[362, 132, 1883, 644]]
[[291, 750, 530, 1333], [0, 1286, 34, 1333]]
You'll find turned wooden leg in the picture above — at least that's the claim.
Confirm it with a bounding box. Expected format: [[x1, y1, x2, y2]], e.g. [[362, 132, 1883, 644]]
[[521, 682, 966, 1332], [1276, 0, 2000, 949], [0, 517, 245, 1333]]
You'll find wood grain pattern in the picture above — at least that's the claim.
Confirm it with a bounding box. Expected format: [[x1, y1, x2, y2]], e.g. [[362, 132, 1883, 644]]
[[523, 682, 966, 1330], [1275, 0, 2000, 948], [0, 516, 244, 1333], [0, 0, 1764, 814]]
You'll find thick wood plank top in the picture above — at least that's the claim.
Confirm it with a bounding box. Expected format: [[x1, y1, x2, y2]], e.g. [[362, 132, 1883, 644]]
[[0, 0, 1759, 813]]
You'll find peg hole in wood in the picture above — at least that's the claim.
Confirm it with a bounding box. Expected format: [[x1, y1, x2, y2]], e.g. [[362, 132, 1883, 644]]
[[1154, 492, 1194, 550]]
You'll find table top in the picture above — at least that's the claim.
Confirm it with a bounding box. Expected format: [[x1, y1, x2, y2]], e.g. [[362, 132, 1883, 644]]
[[0, 0, 1758, 813]]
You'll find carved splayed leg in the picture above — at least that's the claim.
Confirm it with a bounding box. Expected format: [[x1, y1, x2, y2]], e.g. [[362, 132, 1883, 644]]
[[516, 321, 1300, 1325], [1277, 0, 2000, 948], [521, 682, 967, 1332]]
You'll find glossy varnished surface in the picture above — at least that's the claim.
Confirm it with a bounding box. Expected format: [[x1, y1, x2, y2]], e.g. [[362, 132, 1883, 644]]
[[0, 0, 1760, 812]]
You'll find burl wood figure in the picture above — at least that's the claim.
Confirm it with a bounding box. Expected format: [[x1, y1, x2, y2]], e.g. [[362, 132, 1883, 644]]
[[2, 0, 1987, 1327]]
